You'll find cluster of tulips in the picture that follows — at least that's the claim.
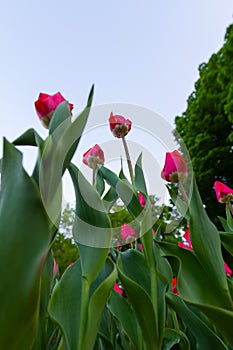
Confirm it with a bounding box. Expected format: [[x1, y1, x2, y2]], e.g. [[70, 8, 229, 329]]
[[1, 88, 233, 350]]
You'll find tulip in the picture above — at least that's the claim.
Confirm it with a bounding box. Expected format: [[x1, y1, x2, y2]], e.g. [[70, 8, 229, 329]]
[[114, 283, 123, 295], [35, 92, 73, 128], [82, 144, 105, 169], [161, 150, 188, 183], [214, 181, 233, 204], [138, 192, 146, 207], [109, 112, 132, 138], [120, 224, 136, 244], [224, 262, 232, 276], [172, 277, 179, 295]]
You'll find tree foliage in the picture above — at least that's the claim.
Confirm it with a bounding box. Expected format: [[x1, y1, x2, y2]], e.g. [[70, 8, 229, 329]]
[[175, 24, 233, 224]]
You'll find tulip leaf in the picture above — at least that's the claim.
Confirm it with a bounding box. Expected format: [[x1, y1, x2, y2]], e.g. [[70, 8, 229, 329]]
[[49, 101, 72, 134], [188, 179, 231, 307], [0, 139, 49, 350], [49, 259, 116, 350], [68, 163, 111, 284], [108, 290, 140, 350], [158, 241, 229, 307], [162, 328, 181, 350], [134, 152, 148, 195], [220, 232, 233, 257], [117, 249, 160, 350], [13, 128, 44, 147], [166, 293, 228, 350]]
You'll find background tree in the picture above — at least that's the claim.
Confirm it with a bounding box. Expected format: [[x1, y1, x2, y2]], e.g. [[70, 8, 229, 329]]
[[175, 24, 233, 224]]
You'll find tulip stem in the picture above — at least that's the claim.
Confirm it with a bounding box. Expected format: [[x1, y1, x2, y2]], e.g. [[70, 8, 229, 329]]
[[92, 166, 97, 186], [122, 136, 134, 186], [179, 181, 189, 204], [228, 202, 233, 216]]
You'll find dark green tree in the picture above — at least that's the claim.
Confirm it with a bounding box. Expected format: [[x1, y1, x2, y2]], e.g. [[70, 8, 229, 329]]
[[175, 24, 233, 224]]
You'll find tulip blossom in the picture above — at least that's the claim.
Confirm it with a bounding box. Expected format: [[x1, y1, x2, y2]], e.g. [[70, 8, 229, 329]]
[[172, 277, 179, 295], [114, 283, 123, 295], [35, 92, 73, 128], [109, 112, 132, 138], [224, 262, 232, 276], [161, 150, 188, 183], [178, 228, 193, 250], [82, 144, 105, 169], [120, 224, 136, 244], [214, 181, 233, 204], [138, 192, 146, 207]]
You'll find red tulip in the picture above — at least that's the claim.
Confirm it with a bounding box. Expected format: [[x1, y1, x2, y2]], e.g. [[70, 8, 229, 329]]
[[161, 150, 188, 183], [82, 144, 105, 169], [224, 262, 232, 276], [214, 181, 233, 204], [172, 277, 179, 295], [120, 224, 136, 243], [109, 112, 132, 138], [35, 92, 73, 128]]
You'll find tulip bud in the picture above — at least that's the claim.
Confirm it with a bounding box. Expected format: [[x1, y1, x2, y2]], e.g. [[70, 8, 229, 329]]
[[214, 181, 233, 204], [35, 92, 73, 128], [120, 223, 136, 243], [109, 112, 132, 138], [161, 150, 188, 183], [82, 144, 105, 169]]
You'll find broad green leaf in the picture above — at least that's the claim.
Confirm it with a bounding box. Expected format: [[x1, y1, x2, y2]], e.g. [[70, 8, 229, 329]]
[[82, 259, 117, 350], [220, 232, 233, 256], [117, 249, 160, 350], [166, 293, 228, 350], [166, 184, 189, 220], [48, 260, 82, 350], [13, 127, 43, 147], [95, 167, 105, 196], [0, 139, 49, 350], [162, 328, 180, 350], [188, 179, 231, 308], [218, 216, 232, 232], [49, 259, 116, 350], [99, 166, 142, 218], [68, 163, 111, 284], [134, 153, 148, 195], [49, 101, 72, 134], [158, 241, 229, 307], [226, 205, 233, 231], [39, 86, 94, 227], [108, 291, 140, 350]]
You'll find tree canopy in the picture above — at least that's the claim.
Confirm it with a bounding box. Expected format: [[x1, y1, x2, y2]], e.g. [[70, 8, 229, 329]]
[[175, 24, 233, 224]]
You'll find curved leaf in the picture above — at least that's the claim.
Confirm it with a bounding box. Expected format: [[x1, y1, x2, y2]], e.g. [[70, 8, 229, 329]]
[[0, 139, 49, 350]]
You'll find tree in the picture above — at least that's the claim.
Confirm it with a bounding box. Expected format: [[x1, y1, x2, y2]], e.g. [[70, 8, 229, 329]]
[[175, 24, 233, 224]]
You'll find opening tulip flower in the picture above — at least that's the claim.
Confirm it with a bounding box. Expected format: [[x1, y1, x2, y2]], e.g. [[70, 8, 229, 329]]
[[82, 144, 105, 169], [109, 112, 132, 138], [214, 181, 233, 204], [161, 150, 188, 183], [120, 224, 136, 244], [35, 92, 73, 128]]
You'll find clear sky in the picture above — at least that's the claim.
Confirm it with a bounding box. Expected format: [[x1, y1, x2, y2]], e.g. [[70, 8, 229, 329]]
[[0, 0, 232, 203]]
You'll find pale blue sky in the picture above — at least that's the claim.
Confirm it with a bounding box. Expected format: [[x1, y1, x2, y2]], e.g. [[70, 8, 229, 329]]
[[0, 1, 232, 203]]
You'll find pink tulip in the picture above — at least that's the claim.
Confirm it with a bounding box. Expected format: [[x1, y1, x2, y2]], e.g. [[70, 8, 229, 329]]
[[35, 92, 73, 128], [172, 277, 179, 295], [138, 192, 146, 207], [109, 112, 132, 138], [224, 262, 232, 276], [214, 181, 233, 204], [161, 150, 188, 183], [178, 228, 193, 250], [53, 259, 57, 274], [120, 224, 136, 243], [82, 144, 105, 169], [114, 283, 123, 295]]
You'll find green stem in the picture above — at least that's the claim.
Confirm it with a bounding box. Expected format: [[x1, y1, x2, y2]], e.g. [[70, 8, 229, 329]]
[[228, 201, 233, 216], [78, 276, 90, 349], [178, 181, 189, 204], [92, 166, 97, 186], [122, 136, 135, 186]]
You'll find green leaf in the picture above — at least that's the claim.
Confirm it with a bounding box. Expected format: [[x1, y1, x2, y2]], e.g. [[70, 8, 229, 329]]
[[0, 139, 49, 350], [117, 249, 160, 350], [49, 259, 116, 350], [162, 328, 180, 350], [68, 163, 111, 284], [220, 232, 233, 256], [134, 153, 148, 195], [188, 179, 232, 308], [13, 128, 43, 147], [49, 101, 72, 134], [166, 293, 228, 350], [158, 241, 229, 307], [108, 291, 140, 350]]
